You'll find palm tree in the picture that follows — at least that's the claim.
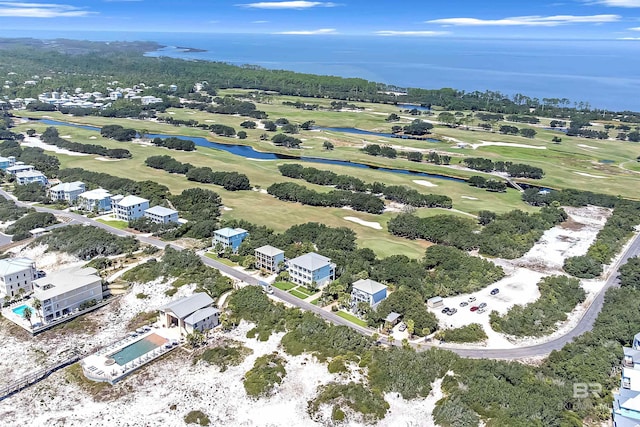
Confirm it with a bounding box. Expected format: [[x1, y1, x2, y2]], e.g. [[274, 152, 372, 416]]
[[32, 298, 42, 321], [22, 307, 32, 326]]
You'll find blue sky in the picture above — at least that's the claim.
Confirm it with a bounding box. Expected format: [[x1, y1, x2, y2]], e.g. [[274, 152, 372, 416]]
[[1, 0, 640, 39]]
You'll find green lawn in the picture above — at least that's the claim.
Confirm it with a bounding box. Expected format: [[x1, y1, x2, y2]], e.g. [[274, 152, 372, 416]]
[[272, 281, 295, 291], [336, 310, 368, 327], [204, 252, 237, 267], [295, 286, 314, 296], [310, 297, 322, 306], [288, 289, 309, 299], [95, 218, 129, 230]]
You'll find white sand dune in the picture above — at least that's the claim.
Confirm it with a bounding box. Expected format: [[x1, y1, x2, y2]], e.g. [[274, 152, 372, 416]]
[[413, 179, 438, 187], [472, 141, 546, 150], [574, 172, 606, 179], [344, 216, 383, 230]]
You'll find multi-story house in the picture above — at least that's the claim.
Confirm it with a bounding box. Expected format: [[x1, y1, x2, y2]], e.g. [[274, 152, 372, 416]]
[[286, 252, 335, 287], [213, 227, 249, 253], [0, 257, 37, 299], [254, 245, 285, 273], [48, 181, 86, 203], [77, 188, 113, 212], [113, 195, 150, 222], [144, 206, 179, 224], [350, 279, 388, 309]]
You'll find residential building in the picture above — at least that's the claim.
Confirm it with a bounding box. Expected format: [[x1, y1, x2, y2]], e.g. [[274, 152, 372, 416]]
[[254, 245, 285, 273], [213, 227, 249, 253], [158, 292, 219, 335], [350, 279, 387, 308], [15, 170, 47, 186], [0, 156, 15, 170], [141, 96, 163, 105], [113, 195, 150, 222], [32, 266, 103, 323], [6, 163, 34, 175], [110, 194, 124, 209], [144, 206, 179, 224], [77, 188, 113, 212], [614, 332, 640, 426], [286, 252, 336, 287], [0, 257, 37, 299], [48, 181, 86, 203], [427, 296, 444, 308]]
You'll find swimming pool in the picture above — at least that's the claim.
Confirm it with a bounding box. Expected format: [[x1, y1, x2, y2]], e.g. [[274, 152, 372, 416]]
[[110, 334, 167, 366], [12, 304, 33, 317]]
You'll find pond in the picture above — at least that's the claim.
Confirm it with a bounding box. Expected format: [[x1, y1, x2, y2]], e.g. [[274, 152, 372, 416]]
[[35, 119, 465, 183]]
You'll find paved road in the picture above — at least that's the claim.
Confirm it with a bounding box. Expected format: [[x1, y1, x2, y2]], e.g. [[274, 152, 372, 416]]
[[3, 189, 639, 359]]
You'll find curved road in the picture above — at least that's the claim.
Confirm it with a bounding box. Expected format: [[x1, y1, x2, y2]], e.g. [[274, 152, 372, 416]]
[[3, 189, 639, 359]]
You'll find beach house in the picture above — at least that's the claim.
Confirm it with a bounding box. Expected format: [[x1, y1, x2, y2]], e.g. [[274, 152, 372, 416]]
[[350, 279, 387, 309], [15, 170, 47, 186], [0, 257, 37, 299], [0, 156, 15, 170], [6, 163, 34, 175], [77, 188, 113, 212], [113, 195, 150, 222], [212, 227, 249, 253], [286, 252, 336, 287], [158, 293, 219, 336], [613, 332, 640, 426], [48, 181, 86, 203], [143, 206, 179, 224], [32, 266, 103, 323], [254, 245, 285, 273]]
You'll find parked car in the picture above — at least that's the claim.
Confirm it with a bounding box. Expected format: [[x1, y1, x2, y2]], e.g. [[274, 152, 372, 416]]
[[479, 302, 487, 309], [470, 306, 479, 312], [468, 296, 476, 303], [490, 288, 500, 295], [441, 307, 450, 314], [478, 308, 486, 314], [459, 301, 469, 307], [398, 323, 407, 332], [447, 308, 457, 316]]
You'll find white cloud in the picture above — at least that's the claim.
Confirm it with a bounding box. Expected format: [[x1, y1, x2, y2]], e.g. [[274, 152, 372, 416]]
[[617, 36, 640, 39], [275, 28, 336, 34], [427, 14, 620, 26], [238, 1, 336, 9], [375, 30, 450, 37], [590, 0, 640, 7], [0, 2, 95, 17], [629, 26, 640, 30], [252, 20, 269, 23]]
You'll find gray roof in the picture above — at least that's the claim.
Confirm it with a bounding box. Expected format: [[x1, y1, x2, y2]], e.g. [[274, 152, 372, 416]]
[[117, 195, 149, 207], [160, 292, 214, 320], [49, 181, 84, 193], [428, 296, 443, 303], [0, 257, 34, 276], [352, 279, 387, 295], [255, 245, 284, 257], [625, 347, 640, 359], [183, 306, 219, 326], [33, 267, 101, 300], [78, 188, 112, 200], [215, 227, 248, 238], [16, 170, 45, 179], [288, 252, 332, 271], [145, 206, 178, 216], [385, 312, 401, 322]]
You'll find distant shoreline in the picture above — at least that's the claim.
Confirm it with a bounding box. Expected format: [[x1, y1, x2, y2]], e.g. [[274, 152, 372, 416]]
[[175, 46, 207, 53]]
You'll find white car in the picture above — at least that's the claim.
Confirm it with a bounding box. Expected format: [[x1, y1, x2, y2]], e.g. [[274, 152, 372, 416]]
[[468, 296, 476, 303], [398, 323, 407, 332]]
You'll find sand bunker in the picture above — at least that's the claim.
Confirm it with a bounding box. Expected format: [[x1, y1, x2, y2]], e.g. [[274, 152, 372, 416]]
[[413, 180, 438, 187], [472, 141, 546, 150], [578, 144, 599, 150], [574, 172, 606, 179], [461, 196, 478, 200], [21, 136, 89, 157], [344, 216, 383, 230]]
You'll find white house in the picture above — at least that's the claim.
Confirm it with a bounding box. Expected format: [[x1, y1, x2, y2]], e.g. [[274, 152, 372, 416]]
[[48, 181, 86, 203], [158, 293, 219, 336], [286, 252, 336, 287], [77, 188, 113, 212], [144, 206, 179, 224], [141, 96, 163, 105], [254, 245, 285, 273], [113, 195, 150, 222], [6, 164, 34, 175], [15, 170, 47, 186], [32, 266, 103, 323], [0, 257, 37, 299]]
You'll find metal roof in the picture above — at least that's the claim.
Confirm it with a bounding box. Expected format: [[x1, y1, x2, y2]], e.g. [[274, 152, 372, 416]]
[[159, 292, 214, 320], [33, 267, 100, 300], [49, 181, 85, 193], [255, 245, 284, 257], [288, 252, 332, 271], [352, 279, 387, 295], [144, 206, 178, 216], [214, 227, 248, 238], [183, 306, 219, 326], [78, 188, 112, 200], [116, 195, 149, 207], [0, 257, 34, 276]]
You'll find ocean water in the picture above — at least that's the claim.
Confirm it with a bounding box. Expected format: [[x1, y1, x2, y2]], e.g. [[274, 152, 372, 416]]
[[3, 30, 639, 111]]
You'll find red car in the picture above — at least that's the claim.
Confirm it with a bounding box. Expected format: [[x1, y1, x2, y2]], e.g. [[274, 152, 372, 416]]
[[470, 306, 479, 312]]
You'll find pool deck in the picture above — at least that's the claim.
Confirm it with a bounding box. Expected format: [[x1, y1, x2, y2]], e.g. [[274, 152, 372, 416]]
[[80, 326, 182, 385]]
